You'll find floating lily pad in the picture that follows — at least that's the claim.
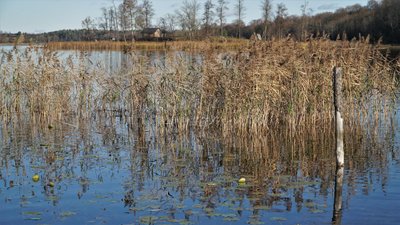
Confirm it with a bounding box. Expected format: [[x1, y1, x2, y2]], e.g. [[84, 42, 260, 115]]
[[253, 205, 271, 210], [204, 207, 214, 213], [270, 193, 287, 197], [223, 217, 239, 221], [158, 215, 171, 221], [148, 208, 162, 212], [220, 213, 237, 218], [60, 211, 76, 217], [248, 220, 265, 225], [95, 194, 108, 199], [175, 203, 185, 209], [178, 220, 191, 225], [270, 217, 287, 221], [304, 201, 315, 208], [31, 165, 46, 169], [184, 210, 194, 216], [206, 182, 218, 186], [232, 207, 245, 211], [167, 219, 191, 224], [23, 211, 42, 216], [86, 200, 97, 204], [129, 207, 146, 212], [220, 202, 235, 207], [237, 183, 252, 188], [25, 217, 41, 221], [310, 209, 325, 214], [140, 216, 158, 224], [46, 196, 59, 201]]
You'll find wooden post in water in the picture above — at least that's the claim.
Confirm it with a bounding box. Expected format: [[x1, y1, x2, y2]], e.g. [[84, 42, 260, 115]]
[[332, 67, 344, 224], [333, 67, 344, 168]]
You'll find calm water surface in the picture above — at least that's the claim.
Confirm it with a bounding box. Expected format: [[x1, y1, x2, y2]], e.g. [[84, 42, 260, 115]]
[[0, 47, 400, 225]]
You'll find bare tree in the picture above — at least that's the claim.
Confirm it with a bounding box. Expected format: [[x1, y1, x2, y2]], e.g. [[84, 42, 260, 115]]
[[367, 0, 379, 9], [166, 14, 177, 32], [135, 6, 146, 30], [235, 0, 245, 38], [82, 16, 95, 30], [158, 17, 167, 31], [81, 16, 95, 40], [177, 0, 201, 40], [203, 0, 215, 36], [141, 0, 154, 28], [216, 0, 228, 36], [108, 7, 117, 32], [98, 7, 110, 31], [118, 3, 129, 41], [110, 0, 120, 40], [122, 0, 139, 41], [261, 0, 273, 40], [300, 0, 312, 40], [275, 3, 287, 39], [159, 13, 176, 38]]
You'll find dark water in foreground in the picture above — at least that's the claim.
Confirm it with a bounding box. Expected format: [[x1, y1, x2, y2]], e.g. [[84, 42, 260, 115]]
[[0, 46, 400, 225]]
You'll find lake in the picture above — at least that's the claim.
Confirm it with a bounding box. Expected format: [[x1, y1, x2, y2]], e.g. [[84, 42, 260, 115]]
[[0, 45, 400, 225]]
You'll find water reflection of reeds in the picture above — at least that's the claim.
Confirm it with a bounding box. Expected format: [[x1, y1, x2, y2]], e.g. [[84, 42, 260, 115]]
[[0, 107, 398, 223]]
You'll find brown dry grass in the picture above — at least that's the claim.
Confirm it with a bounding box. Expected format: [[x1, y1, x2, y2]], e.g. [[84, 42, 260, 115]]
[[45, 39, 248, 52], [197, 38, 398, 136]]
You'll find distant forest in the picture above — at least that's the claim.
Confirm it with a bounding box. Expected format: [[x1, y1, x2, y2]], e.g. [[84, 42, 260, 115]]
[[1, 0, 399, 44]]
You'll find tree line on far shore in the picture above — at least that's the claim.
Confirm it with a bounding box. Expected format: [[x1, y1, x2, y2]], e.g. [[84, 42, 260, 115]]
[[1, 0, 399, 44]]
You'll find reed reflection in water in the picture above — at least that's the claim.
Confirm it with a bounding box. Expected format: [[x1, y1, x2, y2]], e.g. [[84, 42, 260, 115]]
[[0, 109, 398, 224]]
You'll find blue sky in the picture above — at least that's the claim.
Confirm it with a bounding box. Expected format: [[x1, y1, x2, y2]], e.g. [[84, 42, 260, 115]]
[[0, 0, 369, 33]]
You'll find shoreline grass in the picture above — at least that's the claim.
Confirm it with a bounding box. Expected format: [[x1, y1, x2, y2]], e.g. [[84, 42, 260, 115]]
[[43, 39, 249, 51]]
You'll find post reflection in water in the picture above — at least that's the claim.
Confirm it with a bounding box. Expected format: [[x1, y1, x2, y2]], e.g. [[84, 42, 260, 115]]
[[332, 166, 344, 225]]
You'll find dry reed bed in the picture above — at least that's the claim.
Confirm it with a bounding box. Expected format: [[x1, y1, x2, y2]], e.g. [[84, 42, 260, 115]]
[[45, 40, 248, 52], [198, 38, 398, 135], [0, 39, 398, 136]]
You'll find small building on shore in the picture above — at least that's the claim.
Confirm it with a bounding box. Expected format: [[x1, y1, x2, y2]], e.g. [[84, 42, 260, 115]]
[[141, 28, 164, 39]]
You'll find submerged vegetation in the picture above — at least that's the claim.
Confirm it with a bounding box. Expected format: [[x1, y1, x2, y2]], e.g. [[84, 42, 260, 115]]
[[0, 38, 399, 137]]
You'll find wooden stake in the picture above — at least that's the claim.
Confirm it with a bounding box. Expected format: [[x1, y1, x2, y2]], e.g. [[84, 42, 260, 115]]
[[333, 67, 344, 167], [332, 67, 344, 224]]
